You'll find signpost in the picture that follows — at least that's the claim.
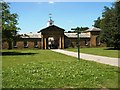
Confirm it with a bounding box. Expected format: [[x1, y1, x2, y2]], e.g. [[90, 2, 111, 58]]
[[71, 27, 81, 60]]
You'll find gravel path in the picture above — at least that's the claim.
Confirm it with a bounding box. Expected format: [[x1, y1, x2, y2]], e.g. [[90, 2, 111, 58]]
[[51, 49, 119, 67]]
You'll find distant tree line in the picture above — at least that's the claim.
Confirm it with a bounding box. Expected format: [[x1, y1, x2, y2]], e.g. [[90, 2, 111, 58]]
[[67, 27, 89, 33], [93, 1, 120, 49]]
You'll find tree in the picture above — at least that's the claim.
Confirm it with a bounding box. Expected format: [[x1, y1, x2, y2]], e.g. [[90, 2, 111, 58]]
[[72, 27, 89, 33], [1, 1, 20, 49], [94, 2, 120, 49], [114, 1, 120, 49], [100, 6, 116, 47], [93, 17, 101, 28]]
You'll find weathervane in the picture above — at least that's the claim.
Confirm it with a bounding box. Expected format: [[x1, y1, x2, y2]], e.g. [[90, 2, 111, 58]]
[[48, 13, 54, 26], [49, 13, 52, 20]]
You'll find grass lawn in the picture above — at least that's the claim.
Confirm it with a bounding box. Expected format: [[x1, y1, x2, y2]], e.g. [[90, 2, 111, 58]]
[[2, 50, 119, 88], [65, 47, 119, 58]]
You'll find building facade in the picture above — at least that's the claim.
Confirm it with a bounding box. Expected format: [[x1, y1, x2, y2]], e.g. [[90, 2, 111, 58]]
[[2, 24, 102, 49], [2, 15, 103, 49]]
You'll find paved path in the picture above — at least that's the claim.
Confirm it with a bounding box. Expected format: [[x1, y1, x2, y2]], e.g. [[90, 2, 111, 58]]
[[51, 49, 119, 67]]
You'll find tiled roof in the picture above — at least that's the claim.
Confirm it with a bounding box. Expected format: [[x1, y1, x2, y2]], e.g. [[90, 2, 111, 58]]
[[85, 27, 101, 32], [64, 32, 90, 38], [20, 33, 41, 38], [20, 32, 91, 39]]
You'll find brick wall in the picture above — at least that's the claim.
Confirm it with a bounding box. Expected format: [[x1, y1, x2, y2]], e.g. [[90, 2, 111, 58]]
[[2, 41, 9, 49], [16, 41, 24, 49], [28, 41, 34, 48], [67, 38, 90, 48], [2, 38, 41, 49], [38, 40, 41, 49], [90, 35, 97, 47], [90, 31, 100, 47]]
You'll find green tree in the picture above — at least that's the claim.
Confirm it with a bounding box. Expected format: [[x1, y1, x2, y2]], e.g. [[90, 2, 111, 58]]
[[1, 1, 20, 49], [94, 2, 120, 49], [114, 1, 120, 49], [73, 27, 89, 33], [93, 17, 101, 28], [100, 6, 116, 47]]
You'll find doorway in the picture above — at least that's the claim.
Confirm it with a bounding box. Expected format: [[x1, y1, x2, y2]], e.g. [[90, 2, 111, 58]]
[[48, 37, 59, 49]]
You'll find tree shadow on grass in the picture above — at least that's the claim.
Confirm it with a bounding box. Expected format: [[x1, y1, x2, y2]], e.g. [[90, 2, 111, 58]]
[[104, 47, 120, 50], [1, 52, 38, 56]]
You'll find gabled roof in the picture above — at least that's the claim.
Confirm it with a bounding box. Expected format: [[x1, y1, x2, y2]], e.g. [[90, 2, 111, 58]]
[[38, 25, 65, 33]]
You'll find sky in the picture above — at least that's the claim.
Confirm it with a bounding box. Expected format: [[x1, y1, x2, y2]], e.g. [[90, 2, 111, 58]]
[[9, 2, 113, 33]]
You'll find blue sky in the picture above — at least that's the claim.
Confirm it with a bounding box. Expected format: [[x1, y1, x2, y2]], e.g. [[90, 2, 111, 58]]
[[10, 2, 113, 33]]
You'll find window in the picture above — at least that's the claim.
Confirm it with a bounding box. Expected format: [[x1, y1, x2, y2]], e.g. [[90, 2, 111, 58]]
[[34, 40, 38, 48], [85, 40, 88, 46], [24, 41, 28, 48], [96, 36, 101, 46], [13, 41, 17, 48]]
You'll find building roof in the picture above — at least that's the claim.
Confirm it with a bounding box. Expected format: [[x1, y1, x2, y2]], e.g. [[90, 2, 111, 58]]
[[85, 27, 101, 32], [64, 32, 90, 38], [20, 33, 41, 38], [38, 25, 65, 33], [20, 32, 90, 39]]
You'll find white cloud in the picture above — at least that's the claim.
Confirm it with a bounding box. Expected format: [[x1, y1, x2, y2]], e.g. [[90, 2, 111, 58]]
[[48, 1, 55, 4]]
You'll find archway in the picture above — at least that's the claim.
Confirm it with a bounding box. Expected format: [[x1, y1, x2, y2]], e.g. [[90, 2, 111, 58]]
[[38, 25, 65, 49], [48, 36, 59, 49]]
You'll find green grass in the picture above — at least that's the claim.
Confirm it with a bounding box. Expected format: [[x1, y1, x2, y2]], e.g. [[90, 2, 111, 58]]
[[2, 50, 119, 88], [65, 47, 119, 58]]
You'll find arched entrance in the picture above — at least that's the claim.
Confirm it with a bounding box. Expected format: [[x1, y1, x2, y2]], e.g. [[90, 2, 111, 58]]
[[38, 25, 65, 49], [48, 36, 59, 49]]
